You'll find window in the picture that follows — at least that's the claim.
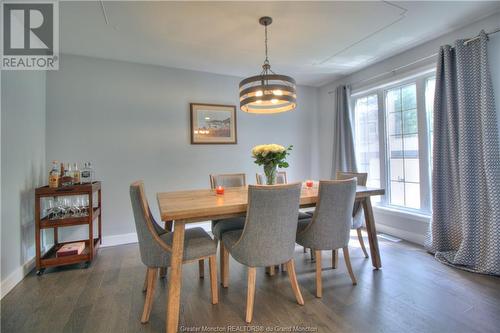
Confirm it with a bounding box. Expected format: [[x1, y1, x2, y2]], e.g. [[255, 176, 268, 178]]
[[386, 84, 420, 209], [352, 72, 435, 214], [353, 94, 380, 193]]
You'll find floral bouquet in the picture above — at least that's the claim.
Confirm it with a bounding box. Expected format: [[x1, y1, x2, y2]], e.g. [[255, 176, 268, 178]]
[[251, 144, 293, 185]]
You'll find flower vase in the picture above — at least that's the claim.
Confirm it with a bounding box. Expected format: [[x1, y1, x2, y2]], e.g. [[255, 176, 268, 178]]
[[264, 163, 278, 185]]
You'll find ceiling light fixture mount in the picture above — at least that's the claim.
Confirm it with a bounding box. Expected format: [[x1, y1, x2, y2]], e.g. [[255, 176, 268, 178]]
[[239, 16, 297, 114]]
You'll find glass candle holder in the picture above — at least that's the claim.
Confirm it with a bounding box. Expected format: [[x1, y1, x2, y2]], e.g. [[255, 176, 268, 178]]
[[216, 186, 225, 195]]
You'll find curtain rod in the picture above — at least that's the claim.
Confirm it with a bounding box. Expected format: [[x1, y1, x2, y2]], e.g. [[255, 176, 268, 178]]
[[327, 27, 500, 94]]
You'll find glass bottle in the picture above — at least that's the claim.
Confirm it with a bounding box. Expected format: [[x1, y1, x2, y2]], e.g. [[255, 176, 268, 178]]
[[48, 160, 60, 188], [81, 162, 91, 184], [73, 163, 81, 184]]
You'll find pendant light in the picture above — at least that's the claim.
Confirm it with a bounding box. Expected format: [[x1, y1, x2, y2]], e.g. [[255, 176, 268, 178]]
[[239, 17, 297, 114]]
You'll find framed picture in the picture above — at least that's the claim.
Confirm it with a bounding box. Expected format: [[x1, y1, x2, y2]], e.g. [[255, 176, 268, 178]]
[[190, 103, 237, 144]]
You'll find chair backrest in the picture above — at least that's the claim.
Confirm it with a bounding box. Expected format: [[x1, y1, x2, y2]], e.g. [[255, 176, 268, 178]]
[[255, 171, 287, 185], [130, 181, 170, 267], [231, 183, 302, 267], [299, 179, 357, 250], [210, 173, 246, 189], [336, 171, 366, 217]]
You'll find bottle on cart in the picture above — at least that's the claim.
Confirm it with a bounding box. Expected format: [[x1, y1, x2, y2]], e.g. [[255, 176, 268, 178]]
[[81, 162, 92, 184], [73, 163, 81, 184], [61, 163, 73, 186], [48, 160, 60, 188]]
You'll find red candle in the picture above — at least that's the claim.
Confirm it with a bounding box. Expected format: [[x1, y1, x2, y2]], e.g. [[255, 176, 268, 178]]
[[306, 180, 314, 188], [216, 186, 225, 195]]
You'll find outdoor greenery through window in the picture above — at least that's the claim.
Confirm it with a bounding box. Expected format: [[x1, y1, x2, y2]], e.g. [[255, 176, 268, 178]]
[[352, 72, 436, 214]]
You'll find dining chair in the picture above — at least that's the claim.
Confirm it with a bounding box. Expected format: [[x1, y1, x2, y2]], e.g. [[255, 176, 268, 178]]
[[336, 171, 369, 259], [256, 171, 311, 274], [296, 179, 358, 298], [220, 183, 305, 323], [255, 171, 287, 185], [209, 173, 246, 286], [130, 181, 218, 324]]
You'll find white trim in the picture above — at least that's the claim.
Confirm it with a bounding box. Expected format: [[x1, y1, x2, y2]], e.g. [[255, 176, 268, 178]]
[[101, 232, 138, 247], [1, 257, 36, 299], [374, 205, 430, 224], [376, 223, 426, 245]]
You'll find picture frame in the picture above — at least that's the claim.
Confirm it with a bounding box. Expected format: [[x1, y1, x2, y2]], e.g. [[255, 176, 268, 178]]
[[190, 103, 237, 144]]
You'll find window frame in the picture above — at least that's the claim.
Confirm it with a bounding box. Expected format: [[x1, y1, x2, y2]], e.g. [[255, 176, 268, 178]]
[[351, 71, 436, 216]]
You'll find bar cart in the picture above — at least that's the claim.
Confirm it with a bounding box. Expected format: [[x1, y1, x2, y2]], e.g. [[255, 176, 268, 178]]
[[35, 182, 102, 275]]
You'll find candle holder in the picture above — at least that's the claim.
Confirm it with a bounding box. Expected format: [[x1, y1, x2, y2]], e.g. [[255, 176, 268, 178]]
[[306, 180, 314, 188], [216, 186, 225, 195]]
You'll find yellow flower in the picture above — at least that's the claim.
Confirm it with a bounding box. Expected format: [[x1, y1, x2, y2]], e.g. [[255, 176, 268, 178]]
[[252, 144, 286, 156]]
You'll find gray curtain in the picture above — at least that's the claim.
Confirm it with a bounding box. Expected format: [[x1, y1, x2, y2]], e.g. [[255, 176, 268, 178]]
[[426, 31, 500, 275], [332, 85, 357, 177]]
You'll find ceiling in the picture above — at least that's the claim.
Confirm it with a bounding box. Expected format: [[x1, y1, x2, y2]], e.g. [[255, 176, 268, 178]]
[[60, 1, 500, 87]]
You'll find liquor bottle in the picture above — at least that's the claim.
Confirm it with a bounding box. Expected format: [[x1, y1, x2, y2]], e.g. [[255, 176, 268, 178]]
[[73, 163, 81, 184], [61, 163, 73, 186], [48, 160, 60, 188], [81, 162, 91, 184]]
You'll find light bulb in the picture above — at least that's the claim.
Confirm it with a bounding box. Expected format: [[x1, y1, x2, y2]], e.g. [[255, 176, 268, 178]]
[[255, 90, 263, 97], [271, 99, 278, 104], [273, 90, 283, 96]]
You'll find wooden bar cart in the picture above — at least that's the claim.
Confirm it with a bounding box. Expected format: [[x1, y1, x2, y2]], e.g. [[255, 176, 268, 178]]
[[35, 182, 102, 275]]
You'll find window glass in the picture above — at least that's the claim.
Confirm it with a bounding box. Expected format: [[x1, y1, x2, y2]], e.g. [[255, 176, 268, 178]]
[[385, 84, 420, 209], [353, 94, 380, 202]]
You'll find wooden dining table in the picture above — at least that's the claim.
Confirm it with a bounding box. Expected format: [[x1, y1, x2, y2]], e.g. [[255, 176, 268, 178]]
[[157, 183, 384, 333]]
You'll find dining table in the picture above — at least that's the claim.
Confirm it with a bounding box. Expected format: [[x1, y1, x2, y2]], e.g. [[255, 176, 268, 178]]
[[157, 182, 385, 333]]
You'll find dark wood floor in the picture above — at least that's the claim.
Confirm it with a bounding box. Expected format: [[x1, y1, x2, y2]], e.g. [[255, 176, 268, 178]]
[[2, 232, 500, 333]]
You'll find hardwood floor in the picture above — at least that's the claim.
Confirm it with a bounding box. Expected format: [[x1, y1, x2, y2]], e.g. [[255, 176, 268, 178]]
[[2, 232, 500, 333]]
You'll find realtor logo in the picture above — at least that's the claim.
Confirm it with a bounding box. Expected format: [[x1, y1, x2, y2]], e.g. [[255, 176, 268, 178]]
[[1, 1, 59, 70]]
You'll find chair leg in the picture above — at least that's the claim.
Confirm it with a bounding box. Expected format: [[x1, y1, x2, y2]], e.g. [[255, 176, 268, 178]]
[[246, 267, 257, 323], [141, 267, 158, 323], [315, 250, 322, 298], [332, 249, 339, 269], [281, 263, 287, 272], [342, 247, 357, 285], [209, 255, 218, 304], [310, 248, 315, 262], [221, 243, 229, 287], [356, 228, 369, 258], [198, 259, 205, 279], [303, 246, 307, 253], [159, 267, 167, 279], [269, 265, 275, 276], [142, 268, 149, 292], [285, 259, 304, 305]]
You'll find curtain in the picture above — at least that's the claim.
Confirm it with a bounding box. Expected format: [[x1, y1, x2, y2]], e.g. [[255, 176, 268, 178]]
[[426, 31, 500, 275], [332, 85, 357, 177]]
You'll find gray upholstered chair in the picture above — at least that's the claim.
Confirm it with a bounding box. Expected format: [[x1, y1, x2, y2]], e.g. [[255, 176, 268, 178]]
[[255, 171, 311, 221], [296, 179, 358, 298], [130, 181, 218, 324], [221, 183, 305, 323], [255, 171, 287, 185], [336, 171, 369, 258], [209, 173, 247, 285], [305, 172, 369, 261]]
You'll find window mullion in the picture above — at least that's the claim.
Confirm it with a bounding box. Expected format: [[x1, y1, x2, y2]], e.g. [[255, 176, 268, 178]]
[[378, 89, 388, 206]]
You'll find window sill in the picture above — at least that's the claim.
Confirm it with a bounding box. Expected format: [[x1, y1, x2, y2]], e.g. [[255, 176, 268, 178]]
[[373, 205, 431, 224]]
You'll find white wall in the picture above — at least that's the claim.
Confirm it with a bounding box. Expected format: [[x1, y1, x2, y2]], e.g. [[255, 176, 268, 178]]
[[316, 13, 500, 244], [46, 54, 319, 242], [1, 71, 46, 297]]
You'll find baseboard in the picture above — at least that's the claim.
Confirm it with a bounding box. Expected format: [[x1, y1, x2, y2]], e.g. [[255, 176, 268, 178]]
[[1, 257, 36, 299], [100, 222, 212, 248], [101, 232, 138, 247], [376, 223, 426, 245]]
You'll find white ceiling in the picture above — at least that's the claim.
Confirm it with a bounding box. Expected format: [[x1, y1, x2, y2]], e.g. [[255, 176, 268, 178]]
[[60, 1, 500, 87]]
